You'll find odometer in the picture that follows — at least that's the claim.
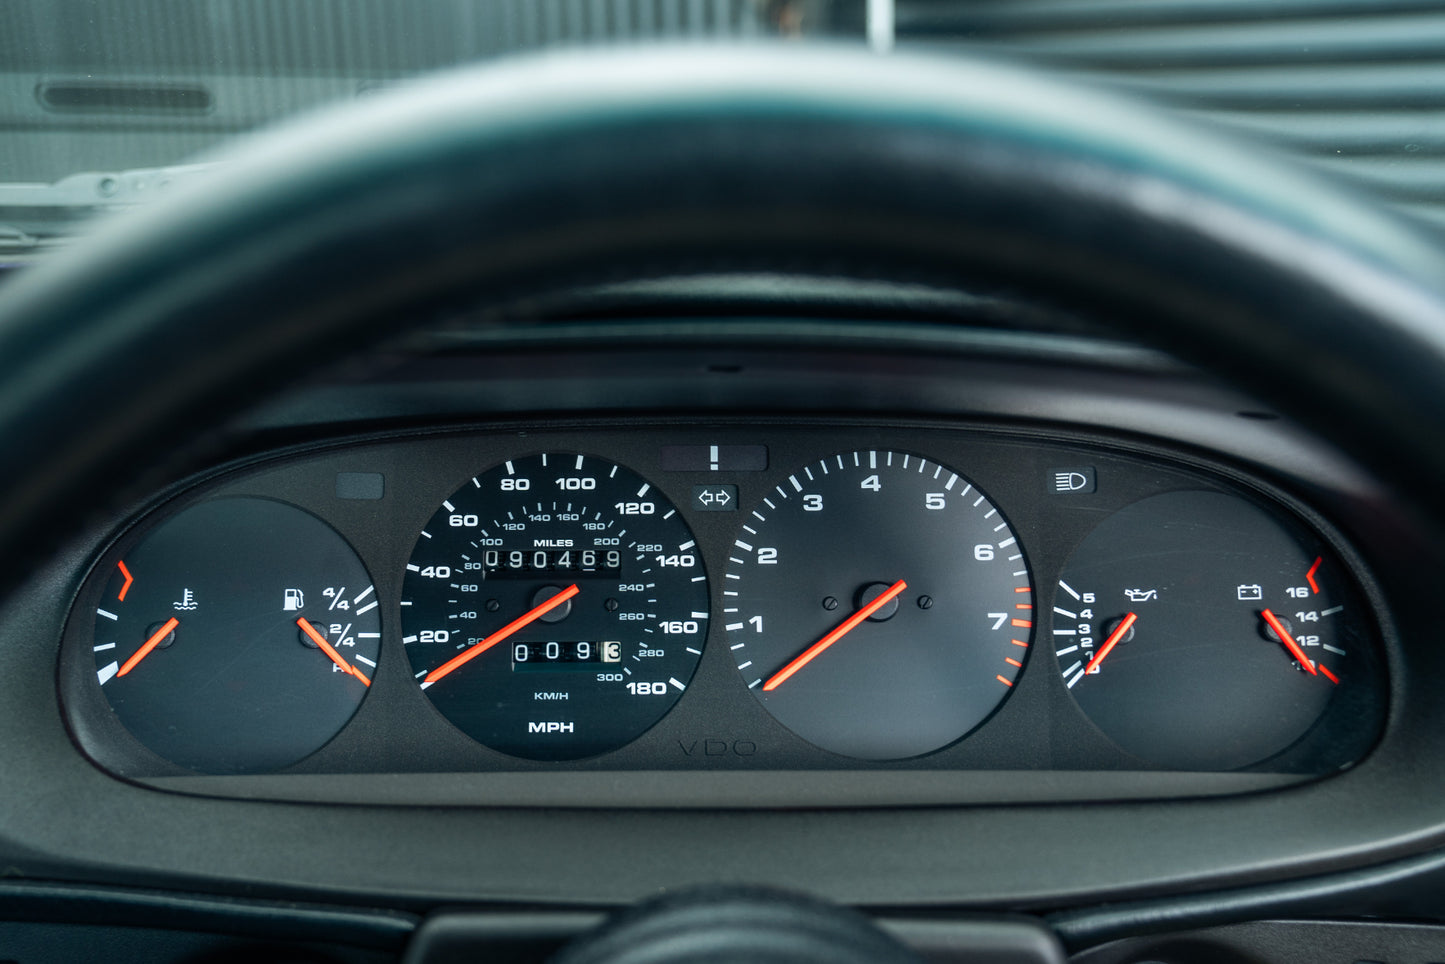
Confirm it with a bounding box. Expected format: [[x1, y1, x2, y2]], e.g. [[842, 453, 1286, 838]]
[[401, 453, 708, 760]]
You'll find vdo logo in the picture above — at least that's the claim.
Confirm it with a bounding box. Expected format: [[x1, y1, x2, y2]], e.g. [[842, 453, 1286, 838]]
[[679, 739, 757, 757]]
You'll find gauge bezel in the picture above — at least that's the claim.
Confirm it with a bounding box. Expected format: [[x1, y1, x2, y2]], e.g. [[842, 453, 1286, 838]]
[[57, 416, 1393, 801]]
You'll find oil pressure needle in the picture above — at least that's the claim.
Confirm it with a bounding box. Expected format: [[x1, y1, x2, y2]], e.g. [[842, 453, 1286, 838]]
[[762, 579, 907, 691], [296, 618, 371, 686], [115, 617, 179, 678], [1261, 608, 1319, 676], [1082, 612, 1137, 676], [423, 583, 581, 687]]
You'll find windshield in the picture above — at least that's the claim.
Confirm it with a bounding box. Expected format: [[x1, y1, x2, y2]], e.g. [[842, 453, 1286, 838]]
[[4, 0, 1440, 252]]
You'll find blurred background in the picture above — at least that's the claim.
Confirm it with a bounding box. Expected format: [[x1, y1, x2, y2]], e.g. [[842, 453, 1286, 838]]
[[4, 0, 1445, 255]]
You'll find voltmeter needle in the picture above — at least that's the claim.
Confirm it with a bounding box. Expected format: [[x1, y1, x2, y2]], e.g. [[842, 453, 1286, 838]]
[[762, 579, 907, 691], [1261, 608, 1319, 676], [424, 583, 581, 686]]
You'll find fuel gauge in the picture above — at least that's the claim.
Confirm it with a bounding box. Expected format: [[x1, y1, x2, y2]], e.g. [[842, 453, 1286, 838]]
[[1053, 490, 1378, 770], [87, 497, 380, 774]]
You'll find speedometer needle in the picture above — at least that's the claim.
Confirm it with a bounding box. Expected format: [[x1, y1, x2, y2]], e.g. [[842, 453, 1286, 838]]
[[762, 579, 907, 691], [296, 618, 371, 686], [1082, 612, 1137, 676], [423, 583, 581, 687], [116, 617, 178, 678], [1261, 608, 1318, 676]]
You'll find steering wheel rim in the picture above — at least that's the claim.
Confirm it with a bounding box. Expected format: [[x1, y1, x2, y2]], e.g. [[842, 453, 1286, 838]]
[[1, 44, 1444, 588]]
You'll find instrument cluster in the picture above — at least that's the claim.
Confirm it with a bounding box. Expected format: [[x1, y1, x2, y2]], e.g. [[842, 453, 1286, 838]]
[[60, 422, 1388, 790]]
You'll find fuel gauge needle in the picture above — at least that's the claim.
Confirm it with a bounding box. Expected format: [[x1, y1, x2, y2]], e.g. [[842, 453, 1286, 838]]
[[297, 618, 371, 686], [115, 617, 178, 678], [423, 583, 580, 687], [1082, 612, 1137, 676], [763, 579, 907, 691], [1261, 608, 1319, 676]]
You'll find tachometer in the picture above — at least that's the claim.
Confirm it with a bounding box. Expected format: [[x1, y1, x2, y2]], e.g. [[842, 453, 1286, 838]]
[[726, 450, 1032, 760], [401, 453, 709, 760]]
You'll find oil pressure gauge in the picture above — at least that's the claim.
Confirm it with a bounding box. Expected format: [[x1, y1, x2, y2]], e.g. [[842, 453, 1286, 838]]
[[1053, 489, 1379, 770]]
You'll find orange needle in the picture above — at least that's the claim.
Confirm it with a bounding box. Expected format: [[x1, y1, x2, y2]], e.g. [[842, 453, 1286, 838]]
[[1262, 608, 1318, 676], [116, 617, 178, 678], [1083, 612, 1137, 675], [297, 618, 371, 686], [763, 579, 907, 692], [424, 583, 580, 686]]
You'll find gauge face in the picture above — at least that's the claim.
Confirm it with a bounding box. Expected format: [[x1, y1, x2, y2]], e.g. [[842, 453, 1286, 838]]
[[91, 497, 379, 774], [1054, 490, 1374, 770], [726, 450, 1032, 760], [401, 453, 709, 760]]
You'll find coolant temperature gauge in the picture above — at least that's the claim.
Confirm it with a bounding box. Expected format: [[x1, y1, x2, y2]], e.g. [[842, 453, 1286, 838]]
[[1053, 490, 1376, 770], [89, 497, 381, 774]]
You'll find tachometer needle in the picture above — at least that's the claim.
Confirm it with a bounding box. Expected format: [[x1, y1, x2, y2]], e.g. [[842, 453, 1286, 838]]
[[1261, 608, 1318, 676], [116, 617, 179, 678], [1082, 612, 1137, 676], [297, 618, 371, 686], [424, 583, 581, 687], [762, 579, 907, 691]]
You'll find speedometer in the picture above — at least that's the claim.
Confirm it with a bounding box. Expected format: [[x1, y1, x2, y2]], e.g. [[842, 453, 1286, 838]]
[[400, 453, 709, 760]]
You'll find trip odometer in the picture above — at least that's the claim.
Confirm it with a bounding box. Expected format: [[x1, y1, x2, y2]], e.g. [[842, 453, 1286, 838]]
[[401, 453, 708, 761]]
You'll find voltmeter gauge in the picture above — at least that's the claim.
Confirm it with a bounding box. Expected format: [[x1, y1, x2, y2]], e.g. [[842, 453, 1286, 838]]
[[1053, 489, 1379, 770], [401, 453, 709, 761]]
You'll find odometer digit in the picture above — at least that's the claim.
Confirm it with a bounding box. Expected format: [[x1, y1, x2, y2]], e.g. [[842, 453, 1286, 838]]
[[402, 453, 709, 760]]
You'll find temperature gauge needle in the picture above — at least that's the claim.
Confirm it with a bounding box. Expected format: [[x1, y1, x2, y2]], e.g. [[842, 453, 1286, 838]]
[[1082, 612, 1137, 676], [424, 583, 580, 687], [296, 618, 371, 686], [763, 579, 907, 691], [116, 617, 179, 678], [1261, 608, 1319, 676]]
